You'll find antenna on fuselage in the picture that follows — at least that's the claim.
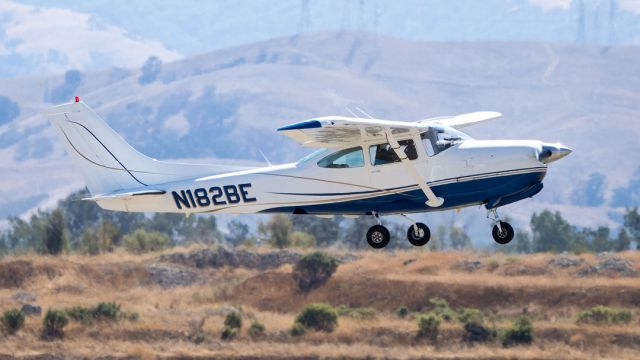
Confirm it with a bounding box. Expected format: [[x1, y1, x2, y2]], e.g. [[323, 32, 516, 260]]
[[345, 106, 360, 118], [355, 107, 374, 119], [258, 149, 273, 166]]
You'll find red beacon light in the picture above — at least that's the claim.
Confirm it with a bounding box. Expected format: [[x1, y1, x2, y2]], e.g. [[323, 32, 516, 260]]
[[75, 96, 80, 103]]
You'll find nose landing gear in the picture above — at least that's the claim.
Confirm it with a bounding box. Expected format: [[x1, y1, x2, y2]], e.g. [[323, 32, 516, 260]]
[[487, 208, 515, 244]]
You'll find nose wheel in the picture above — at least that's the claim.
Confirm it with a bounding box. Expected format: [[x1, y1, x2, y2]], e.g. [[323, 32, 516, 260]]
[[407, 222, 431, 246], [492, 221, 514, 244], [487, 208, 515, 244]]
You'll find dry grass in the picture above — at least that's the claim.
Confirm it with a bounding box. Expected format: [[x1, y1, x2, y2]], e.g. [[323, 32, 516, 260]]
[[1, 248, 639, 359]]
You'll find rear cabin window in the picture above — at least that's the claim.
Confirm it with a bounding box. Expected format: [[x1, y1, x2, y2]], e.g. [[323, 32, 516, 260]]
[[317, 147, 364, 168], [369, 139, 417, 166]]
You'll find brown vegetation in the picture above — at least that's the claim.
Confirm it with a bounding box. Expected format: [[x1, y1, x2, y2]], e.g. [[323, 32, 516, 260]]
[[1, 247, 639, 359]]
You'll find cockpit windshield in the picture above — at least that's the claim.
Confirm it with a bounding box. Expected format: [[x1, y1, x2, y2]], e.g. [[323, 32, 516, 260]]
[[421, 125, 471, 157]]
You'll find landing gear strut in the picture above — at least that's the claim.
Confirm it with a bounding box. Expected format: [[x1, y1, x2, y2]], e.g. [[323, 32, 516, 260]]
[[487, 208, 515, 244]]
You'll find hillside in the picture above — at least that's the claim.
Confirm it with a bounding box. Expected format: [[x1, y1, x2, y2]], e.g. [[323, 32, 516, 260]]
[[1, 32, 640, 232], [1, 247, 639, 359]]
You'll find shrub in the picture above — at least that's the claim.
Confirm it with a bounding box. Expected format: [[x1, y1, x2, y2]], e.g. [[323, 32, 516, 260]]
[[429, 297, 456, 322], [459, 308, 495, 343], [417, 313, 440, 341], [123, 228, 170, 253], [292, 252, 339, 292], [501, 315, 533, 347], [220, 326, 237, 340], [458, 307, 484, 325], [65, 302, 121, 323], [336, 305, 379, 320], [295, 303, 338, 333], [248, 321, 266, 339], [224, 311, 243, 330], [577, 306, 633, 325], [395, 306, 410, 318], [93, 302, 120, 320], [42, 309, 69, 340], [290, 322, 306, 337], [65, 306, 92, 322], [1, 309, 25, 334]]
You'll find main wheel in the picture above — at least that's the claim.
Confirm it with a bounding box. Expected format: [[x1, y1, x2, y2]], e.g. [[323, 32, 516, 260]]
[[492, 221, 514, 244], [366, 225, 390, 249], [407, 223, 430, 246]]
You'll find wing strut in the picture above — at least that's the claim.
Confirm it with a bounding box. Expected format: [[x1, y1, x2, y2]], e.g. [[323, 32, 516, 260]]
[[383, 127, 444, 207]]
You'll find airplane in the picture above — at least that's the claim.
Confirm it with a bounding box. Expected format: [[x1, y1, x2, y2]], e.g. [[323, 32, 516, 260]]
[[45, 97, 571, 249]]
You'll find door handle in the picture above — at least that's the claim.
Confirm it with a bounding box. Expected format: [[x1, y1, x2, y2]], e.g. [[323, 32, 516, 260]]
[[371, 169, 381, 173]]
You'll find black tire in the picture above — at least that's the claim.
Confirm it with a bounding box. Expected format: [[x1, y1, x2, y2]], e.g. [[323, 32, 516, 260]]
[[406, 222, 430, 246], [492, 221, 515, 244], [366, 225, 390, 249]]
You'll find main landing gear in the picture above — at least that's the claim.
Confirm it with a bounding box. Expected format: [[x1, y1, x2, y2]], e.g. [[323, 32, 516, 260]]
[[487, 208, 515, 244], [365, 213, 431, 249]]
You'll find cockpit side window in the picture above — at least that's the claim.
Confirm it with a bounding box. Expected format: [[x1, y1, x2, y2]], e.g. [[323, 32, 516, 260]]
[[369, 139, 417, 166], [421, 126, 467, 157], [317, 147, 364, 168]]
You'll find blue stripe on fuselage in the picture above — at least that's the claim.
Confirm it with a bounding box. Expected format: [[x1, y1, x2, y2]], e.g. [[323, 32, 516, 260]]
[[260, 170, 546, 215]]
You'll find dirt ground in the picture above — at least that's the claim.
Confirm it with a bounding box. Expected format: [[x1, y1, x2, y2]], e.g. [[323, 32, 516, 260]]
[[1, 247, 639, 359]]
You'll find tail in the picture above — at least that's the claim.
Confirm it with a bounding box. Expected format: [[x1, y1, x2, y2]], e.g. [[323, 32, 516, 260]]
[[45, 99, 252, 195]]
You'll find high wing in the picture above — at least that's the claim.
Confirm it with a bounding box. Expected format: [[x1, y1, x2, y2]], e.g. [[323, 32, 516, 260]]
[[277, 116, 429, 147], [420, 111, 502, 129], [277, 112, 501, 147]]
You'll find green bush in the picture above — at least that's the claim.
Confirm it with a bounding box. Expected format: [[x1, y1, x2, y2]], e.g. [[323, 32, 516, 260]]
[[122, 228, 170, 253], [248, 321, 266, 339], [417, 313, 440, 341], [93, 302, 120, 320], [292, 252, 339, 292], [65, 302, 121, 323], [290, 322, 306, 337], [458, 308, 495, 343], [429, 297, 456, 322], [501, 315, 533, 347], [220, 326, 237, 340], [42, 309, 69, 340], [295, 303, 338, 333], [224, 311, 243, 330], [65, 306, 92, 322], [1, 309, 25, 334], [336, 305, 379, 320], [395, 306, 410, 318], [458, 307, 484, 325], [577, 306, 633, 325]]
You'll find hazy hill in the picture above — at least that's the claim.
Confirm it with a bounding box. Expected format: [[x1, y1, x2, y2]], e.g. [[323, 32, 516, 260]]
[[1, 32, 639, 233]]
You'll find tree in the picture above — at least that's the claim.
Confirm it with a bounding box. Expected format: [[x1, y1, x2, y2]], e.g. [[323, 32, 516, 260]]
[[291, 215, 343, 246], [259, 214, 292, 248], [448, 225, 471, 250], [44, 209, 68, 255], [123, 228, 171, 253], [623, 207, 640, 242], [81, 221, 119, 255], [571, 172, 605, 207], [531, 210, 575, 253], [48, 69, 84, 103], [292, 252, 339, 292], [225, 219, 251, 246], [0, 95, 20, 125], [340, 216, 375, 249], [138, 56, 162, 85]]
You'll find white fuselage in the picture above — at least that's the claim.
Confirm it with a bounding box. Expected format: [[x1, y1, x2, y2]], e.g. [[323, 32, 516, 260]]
[[94, 137, 548, 216]]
